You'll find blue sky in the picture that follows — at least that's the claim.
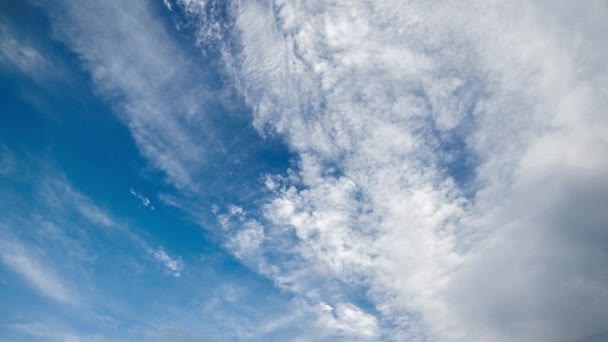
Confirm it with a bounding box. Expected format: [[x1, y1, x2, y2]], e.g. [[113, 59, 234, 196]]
[[1, 0, 608, 341]]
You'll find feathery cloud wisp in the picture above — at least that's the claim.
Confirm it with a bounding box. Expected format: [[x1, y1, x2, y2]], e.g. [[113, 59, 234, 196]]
[[0, 239, 76, 304], [153, 248, 183, 278]]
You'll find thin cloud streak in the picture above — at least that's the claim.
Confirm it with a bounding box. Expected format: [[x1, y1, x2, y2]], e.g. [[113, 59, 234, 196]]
[[153, 248, 183, 278], [0, 239, 76, 305]]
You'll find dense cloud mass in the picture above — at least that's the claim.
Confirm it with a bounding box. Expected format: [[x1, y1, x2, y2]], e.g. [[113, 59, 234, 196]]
[[180, 1, 608, 340], [14, 0, 607, 340]]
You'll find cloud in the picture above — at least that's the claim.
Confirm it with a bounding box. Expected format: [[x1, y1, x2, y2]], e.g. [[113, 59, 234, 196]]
[[315, 302, 379, 338], [226, 219, 264, 259], [153, 248, 184, 277], [0, 153, 190, 314], [40, 176, 117, 228], [41, 0, 214, 191], [162, 0, 174, 12], [33, 0, 608, 340], [0, 239, 76, 304], [227, 204, 244, 216], [0, 24, 50, 79], [130, 188, 155, 210], [180, 0, 608, 340]]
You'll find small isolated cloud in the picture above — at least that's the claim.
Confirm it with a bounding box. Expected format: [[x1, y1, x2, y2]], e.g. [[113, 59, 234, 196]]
[[130, 189, 155, 210], [154, 248, 183, 277]]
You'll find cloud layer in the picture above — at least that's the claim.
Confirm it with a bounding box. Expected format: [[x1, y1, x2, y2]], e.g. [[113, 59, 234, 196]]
[[28, 0, 608, 340], [181, 0, 608, 340]]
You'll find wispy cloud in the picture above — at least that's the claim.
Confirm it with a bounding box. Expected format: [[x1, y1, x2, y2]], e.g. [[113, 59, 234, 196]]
[[153, 248, 183, 278], [42, 0, 213, 191], [0, 24, 50, 79], [0, 239, 76, 304], [0, 152, 189, 314], [162, 0, 173, 12], [39, 176, 117, 228], [130, 188, 155, 210], [316, 302, 379, 338]]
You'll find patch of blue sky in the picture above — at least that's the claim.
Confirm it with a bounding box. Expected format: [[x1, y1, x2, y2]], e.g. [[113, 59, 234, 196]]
[[417, 75, 486, 200]]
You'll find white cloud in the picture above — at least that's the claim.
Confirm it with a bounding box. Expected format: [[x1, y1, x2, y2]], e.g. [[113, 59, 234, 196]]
[[41, 178, 116, 228], [315, 302, 379, 338], [43, 0, 214, 191], [154, 248, 184, 277], [130, 188, 155, 210], [214, 204, 246, 230], [228, 204, 244, 217], [74, 201, 116, 228], [182, 0, 608, 340], [0, 239, 76, 304], [37, 0, 608, 340], [162, 0, 173, 12], [226, 219, 264, 259], [0, 156, 191, 314], [0, 24, 50, 79]]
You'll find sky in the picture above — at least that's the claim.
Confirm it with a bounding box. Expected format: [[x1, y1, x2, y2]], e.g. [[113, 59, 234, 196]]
[[0, 0, 607, 341]]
